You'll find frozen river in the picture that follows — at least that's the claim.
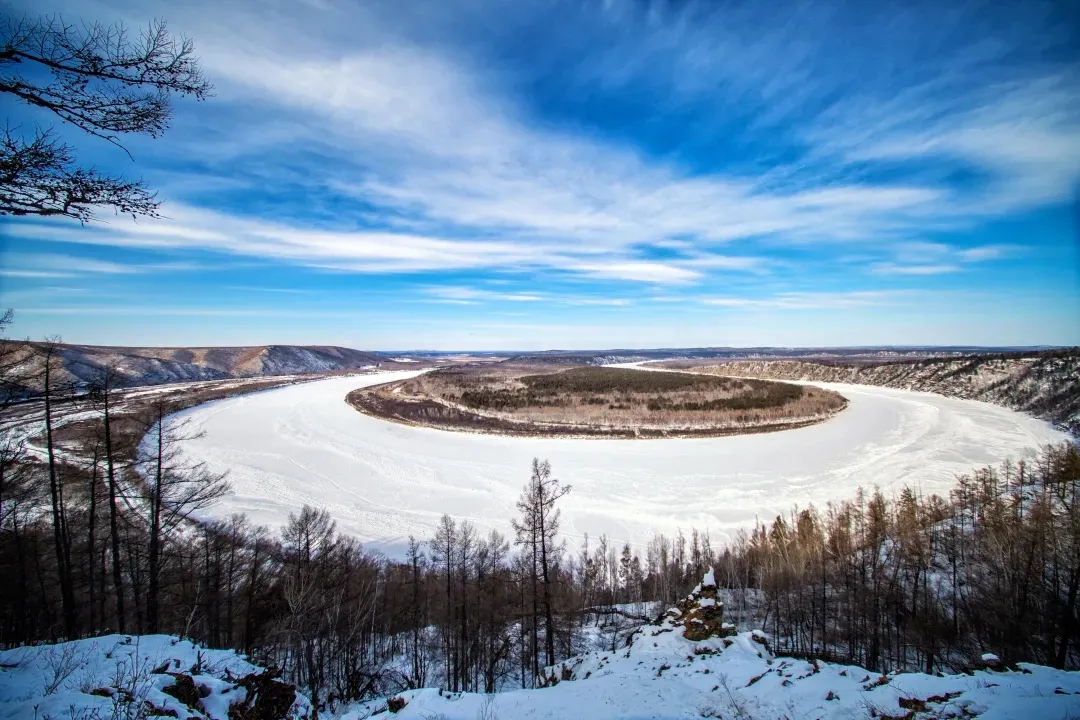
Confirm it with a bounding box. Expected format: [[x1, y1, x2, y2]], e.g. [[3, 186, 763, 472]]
[[174, 370, 1068, 557]]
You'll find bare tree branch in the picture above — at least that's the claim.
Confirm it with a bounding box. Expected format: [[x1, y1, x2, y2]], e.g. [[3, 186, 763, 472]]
[[0, 14, 212, 221], [0, 125, 158, 220]]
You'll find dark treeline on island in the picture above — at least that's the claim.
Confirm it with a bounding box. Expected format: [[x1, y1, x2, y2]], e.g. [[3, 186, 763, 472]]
[[1, 328, 1078, 713], [348, 365, 846, 438]]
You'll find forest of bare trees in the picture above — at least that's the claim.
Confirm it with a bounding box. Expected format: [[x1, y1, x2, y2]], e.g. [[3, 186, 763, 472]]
[[716, 442, 1080, 673], [1, 328, 1078, 716]]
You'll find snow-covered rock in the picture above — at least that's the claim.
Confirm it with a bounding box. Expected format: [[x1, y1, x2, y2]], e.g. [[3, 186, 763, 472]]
[[0, 635, 311, 720], [652, 566, 737, 642]]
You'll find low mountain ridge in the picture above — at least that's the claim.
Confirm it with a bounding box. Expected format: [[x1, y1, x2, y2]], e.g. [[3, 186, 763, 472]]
[[687, 348, 1080, 434], [4, 342, 389, 389]]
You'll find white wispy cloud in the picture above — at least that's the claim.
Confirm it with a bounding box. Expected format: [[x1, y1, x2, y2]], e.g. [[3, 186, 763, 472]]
[[421, 287, 636, 306], [563, 298, 633, 307], [957, 245, 1016, 262], [12, 211, 550, 274], [16, 306, 362, 318], [4, 0, 1076, 347], [8, 207, 722, 284], [2, 253, 141, 276], [225, 286, 313, 294], [870, 242, 1017, 275], [137, 5, 1071, 276], [678, 254, 766, 272], [871, 263, 961, 276], [187, 33, 1071, 286], [0, 269, 73, 279], [567, 261, 701, 284], [702, 291, 896, 310], [0, 252, 212, 281], [815, 75, 1080, 214], [425, 287, 545, 303]]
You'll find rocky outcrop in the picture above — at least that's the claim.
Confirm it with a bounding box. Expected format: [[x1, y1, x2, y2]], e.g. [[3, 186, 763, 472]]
[[655, 568, 738, 642], [162, 673, 209, 714], [228, 671, 298, 720]]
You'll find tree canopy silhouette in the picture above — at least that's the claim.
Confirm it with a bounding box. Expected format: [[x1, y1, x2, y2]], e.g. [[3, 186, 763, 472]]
[[0, 14, 211, 222]]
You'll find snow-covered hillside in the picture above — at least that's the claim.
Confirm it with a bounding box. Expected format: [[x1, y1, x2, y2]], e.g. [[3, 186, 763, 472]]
[[1, 342, 391, 390], [364, 634, 1080, 719], [691, 351, 1080, 434], [6, 573, 1078, 720], [350, 571, 1080, 719]]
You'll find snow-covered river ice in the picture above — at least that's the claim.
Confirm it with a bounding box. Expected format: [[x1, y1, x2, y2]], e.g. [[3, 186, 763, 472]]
[[173, 370, 1068, 557]]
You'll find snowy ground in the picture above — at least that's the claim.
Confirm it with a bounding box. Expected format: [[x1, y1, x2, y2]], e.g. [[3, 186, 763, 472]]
[[347, 572, 1080, 720], [359, 636, 1080, 720], [7, 576, 1075, 720], [0, 634, 311, 720], [171, 371, 1068, 557]]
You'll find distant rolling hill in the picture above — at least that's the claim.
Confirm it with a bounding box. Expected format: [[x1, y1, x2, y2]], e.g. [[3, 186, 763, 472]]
[[684, 348, 1080, 434], [2, 342, 395, 390]]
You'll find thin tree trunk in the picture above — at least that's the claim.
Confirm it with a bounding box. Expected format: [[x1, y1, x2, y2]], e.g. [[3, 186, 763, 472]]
[[147, 411, 164, 633], [87, 448, 99, 632], [540, 504, 555, 667], [128, 538, 144, 632], [243, 538, 260, 654], [103, 382, 126, 632], [43, 355, 77, 639], [530, 535, 539, 683]]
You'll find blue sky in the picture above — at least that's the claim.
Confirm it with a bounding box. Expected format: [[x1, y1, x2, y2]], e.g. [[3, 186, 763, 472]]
[[1, 0, 1078, 350]]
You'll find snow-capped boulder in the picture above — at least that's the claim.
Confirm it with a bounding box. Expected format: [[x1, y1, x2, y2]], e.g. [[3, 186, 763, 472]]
[[654, 568, 737, 641]]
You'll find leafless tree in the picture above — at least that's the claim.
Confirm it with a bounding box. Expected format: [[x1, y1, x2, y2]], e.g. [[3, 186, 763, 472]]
[[38, 337, 78, 638], [85, 363, 128, 631], [429, 514, 458, 690], [513, 458, 570, 670], [1, 14, 212, 221], [278, 505, 337, 717], [138, 395, 229, 633], [405, 536, 428, 687]]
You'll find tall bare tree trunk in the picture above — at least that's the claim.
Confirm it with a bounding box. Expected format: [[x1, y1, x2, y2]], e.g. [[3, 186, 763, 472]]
[[87, 446, 99, 632], [147, 408, 165, 633], [102, 376, 125, 632], [530, 532, 539, 683], [43, 348, 77, 639], [539, 501, 555, 667], [243, 533, 261, 654]]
